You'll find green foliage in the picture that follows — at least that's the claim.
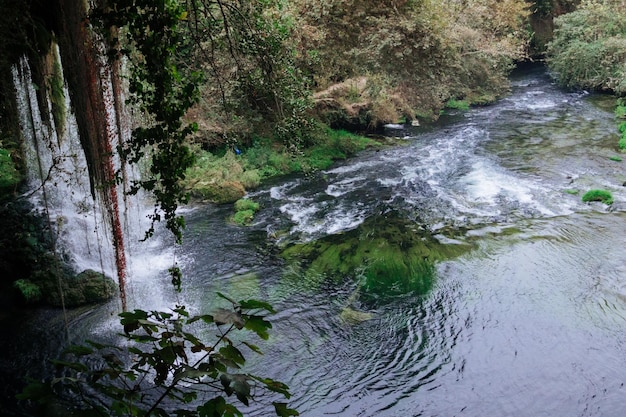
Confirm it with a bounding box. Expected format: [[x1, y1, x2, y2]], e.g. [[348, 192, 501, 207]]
[[94, 0, 203, 243], [582, 189, 614, 205], [234, 199, 259, 213], [445, 99, 470, 111], [0, 148, 20, 192], [546, 1, 626, 94], [290, 0, 530, 120], [609, 155, 622, 162], [232, 199, 260, 226], [12, 279, 42, 303], [20, 300, 298, 417]]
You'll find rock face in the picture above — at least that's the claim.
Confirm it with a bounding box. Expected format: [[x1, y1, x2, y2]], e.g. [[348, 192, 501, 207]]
[[47, 269, 117, 307]]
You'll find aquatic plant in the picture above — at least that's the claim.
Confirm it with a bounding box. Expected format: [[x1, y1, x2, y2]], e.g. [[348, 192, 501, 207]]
[[281, 212, 471, 304], [582, 189, 614, 205], [233, 198, 260, 226]]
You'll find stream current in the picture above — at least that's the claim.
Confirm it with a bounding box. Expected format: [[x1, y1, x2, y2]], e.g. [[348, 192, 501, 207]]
[[3, 66, 626, 416]]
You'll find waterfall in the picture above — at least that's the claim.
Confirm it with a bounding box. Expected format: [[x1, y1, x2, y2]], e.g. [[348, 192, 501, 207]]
[[10, 41, 171, 312]]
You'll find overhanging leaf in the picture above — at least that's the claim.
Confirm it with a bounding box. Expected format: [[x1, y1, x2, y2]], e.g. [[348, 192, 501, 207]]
[[213, 309, 245, 329], [243, 315, 272, 340], [273, 402, 300, 417], [238, 299, 275, 313]]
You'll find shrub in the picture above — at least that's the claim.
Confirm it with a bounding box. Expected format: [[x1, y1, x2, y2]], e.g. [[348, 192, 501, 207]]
[[582, 189, 614, 205], [13, 279, 42, 303], [546, 1, 626, 94]]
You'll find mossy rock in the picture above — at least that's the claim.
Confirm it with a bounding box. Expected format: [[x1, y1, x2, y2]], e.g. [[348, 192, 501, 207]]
[[582, 189, 614, 205], [46, 269, 117, 307], [190, 180, 246, 204], [281, 211, 471, 304]]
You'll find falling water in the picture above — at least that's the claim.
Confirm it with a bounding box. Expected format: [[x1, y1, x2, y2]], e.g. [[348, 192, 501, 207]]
[[11, 44, 174, 312]]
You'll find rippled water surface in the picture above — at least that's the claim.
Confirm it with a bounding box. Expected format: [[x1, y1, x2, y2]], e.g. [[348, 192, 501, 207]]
[[172, 67, 626, 416], [3, 67, 626, 416]]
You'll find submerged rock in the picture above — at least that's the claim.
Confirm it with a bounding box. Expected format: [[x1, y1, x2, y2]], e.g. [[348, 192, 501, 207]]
[[281, 210, 472, 304], [340, 306, 374, 324]]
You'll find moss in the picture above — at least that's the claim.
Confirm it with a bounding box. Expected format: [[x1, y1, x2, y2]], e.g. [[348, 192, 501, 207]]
[[0, 148, 20, 194], [232, 198, 260, 226], [582, 189, 613, 205], [445, 99, 470, 111], [13, 279, 42, 303], [234, 198, 259, 212], [281, 212, 471, 304], [49, 53, 66, 136], [45, 269, 117, 307]]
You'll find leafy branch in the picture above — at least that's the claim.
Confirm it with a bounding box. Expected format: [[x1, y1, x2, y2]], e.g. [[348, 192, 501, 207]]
[[19, 295, 298, 417]]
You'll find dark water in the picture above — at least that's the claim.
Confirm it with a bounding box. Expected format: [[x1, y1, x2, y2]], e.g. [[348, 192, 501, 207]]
[[3, 66, 626, 416]]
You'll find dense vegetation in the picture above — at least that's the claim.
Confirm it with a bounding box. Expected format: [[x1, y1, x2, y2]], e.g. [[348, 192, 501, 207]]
[[546, 0, 626, 94]]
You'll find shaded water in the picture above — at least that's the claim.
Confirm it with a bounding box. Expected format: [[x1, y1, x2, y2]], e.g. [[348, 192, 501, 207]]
[[3, 66, 626, 416]]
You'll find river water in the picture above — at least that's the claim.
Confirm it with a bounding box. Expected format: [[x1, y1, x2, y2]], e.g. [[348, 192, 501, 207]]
[[3, 66, 626, 416]]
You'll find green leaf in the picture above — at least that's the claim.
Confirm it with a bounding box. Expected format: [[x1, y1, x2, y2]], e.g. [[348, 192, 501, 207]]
[[243, 315, 272, 340], [216, 292, 237, 305], [16, 381, 54, 402], [64, 345, 94, 356], [273, 402, 300, 417], [188, 314, 215, 324], [219, 345, 246, 366], [252, 376, 292, 398], [238, 299, 276, 313], [197, 396, 243, 417], [242, 341, 263, 355]]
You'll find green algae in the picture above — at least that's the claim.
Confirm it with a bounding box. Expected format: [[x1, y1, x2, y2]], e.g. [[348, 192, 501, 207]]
[[281, 212, 471, 303]]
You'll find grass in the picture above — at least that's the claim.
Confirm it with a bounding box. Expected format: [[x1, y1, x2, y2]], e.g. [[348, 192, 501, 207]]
[[183, 126, 378, 204], [582, 189, 614, 205], [445, 99, 470, 111]]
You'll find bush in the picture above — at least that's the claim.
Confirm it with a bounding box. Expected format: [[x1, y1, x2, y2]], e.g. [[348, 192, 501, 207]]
[[547, 1, 626, 94], [582, 189, 614, 205], [13, 279, 42, 303]]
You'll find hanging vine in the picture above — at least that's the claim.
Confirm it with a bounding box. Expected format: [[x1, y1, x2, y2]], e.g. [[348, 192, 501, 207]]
[[94, 0, 202, 247]]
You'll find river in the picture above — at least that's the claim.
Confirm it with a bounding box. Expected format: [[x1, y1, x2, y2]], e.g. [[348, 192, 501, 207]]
[[3, 65, 626, 416]]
